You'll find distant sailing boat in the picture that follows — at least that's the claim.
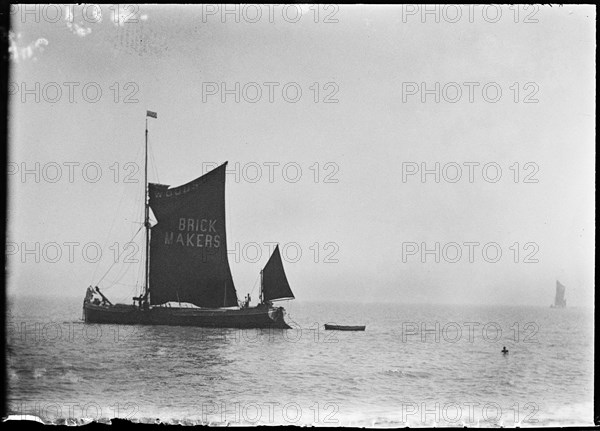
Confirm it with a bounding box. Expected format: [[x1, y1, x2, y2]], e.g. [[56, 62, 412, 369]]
[[83, 111, 294, 328], [551, 280, 567, 308]]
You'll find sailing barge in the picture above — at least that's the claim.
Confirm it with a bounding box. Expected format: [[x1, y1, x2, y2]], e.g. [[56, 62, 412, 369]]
[[83, 111, 295, 328], [551, 280, 567, 308]]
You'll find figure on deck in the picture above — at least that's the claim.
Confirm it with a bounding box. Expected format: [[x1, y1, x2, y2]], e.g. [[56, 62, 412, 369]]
[[84, 286, 95, 303]]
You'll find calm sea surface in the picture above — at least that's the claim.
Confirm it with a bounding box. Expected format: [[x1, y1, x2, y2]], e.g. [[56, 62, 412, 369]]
[[6, 296, 594, 426]]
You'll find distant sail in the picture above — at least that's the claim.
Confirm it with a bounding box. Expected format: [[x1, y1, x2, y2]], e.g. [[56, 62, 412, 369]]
[[148, 163, 238, 307], [554, 280, 567, 308], [262, 245, 295, 302]]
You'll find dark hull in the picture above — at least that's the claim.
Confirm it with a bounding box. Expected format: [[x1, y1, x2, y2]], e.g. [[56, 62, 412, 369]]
[[324, 324, 366, 331], [83, 302, 291, 329]]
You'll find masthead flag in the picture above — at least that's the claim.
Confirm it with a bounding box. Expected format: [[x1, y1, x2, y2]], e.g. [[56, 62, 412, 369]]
[[146, 110, 157, 119]]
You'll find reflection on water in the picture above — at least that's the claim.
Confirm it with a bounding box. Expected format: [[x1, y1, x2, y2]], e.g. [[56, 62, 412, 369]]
[[6, 296, 594, 426]]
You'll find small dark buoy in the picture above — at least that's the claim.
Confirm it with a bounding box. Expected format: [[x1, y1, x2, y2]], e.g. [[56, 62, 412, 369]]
[[502, 346, 509, 354]]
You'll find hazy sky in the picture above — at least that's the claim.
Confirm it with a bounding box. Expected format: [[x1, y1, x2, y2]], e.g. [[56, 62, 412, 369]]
[[7, 5, 595, 306]]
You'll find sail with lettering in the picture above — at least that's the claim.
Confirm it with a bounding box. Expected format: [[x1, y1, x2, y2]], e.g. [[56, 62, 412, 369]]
[[553, 280, 567, 308], [148, 163, 238, 308], [261, 245, 295, 302]]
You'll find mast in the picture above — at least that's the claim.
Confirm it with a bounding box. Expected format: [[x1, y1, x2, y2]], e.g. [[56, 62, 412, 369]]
[[260, 270, 263, 304], [143, 111, 157, 306], [144, 116, 150, 304]]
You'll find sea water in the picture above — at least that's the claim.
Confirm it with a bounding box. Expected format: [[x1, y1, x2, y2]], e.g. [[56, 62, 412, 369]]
[[6, 296, 594, 426]]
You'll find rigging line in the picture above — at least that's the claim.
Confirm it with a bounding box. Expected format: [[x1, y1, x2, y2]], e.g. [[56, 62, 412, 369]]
[[95, 225, 143, 286], [136, 236, 146, 295], [149, 140, 160, 183], [108, 284, 139, 305], [99, 241, 140, 290], [90, 173, 133, 285], [152, 156, 159, 183], [104, 240, 145, 292], [249, 273, 260, 297], [148, 130, 160, 187], [107, 245, 139, 286], [224, 174, 239, 299], [100, 280, 139, 289], [125, 141, 146, 237], [126, 137, 146, 234], [134, 158, 145, 217], [128, 283, 138, 302], [125, 182, 144, 240], [92, 140, 145, 286], [226, 168, 234, 265], [133, 192, 144, 236], [133, 132, 144, 162]]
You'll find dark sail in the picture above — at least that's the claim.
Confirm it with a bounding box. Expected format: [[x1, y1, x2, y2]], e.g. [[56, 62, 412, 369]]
[[148, 163, 238, 307], [262, 245, 294, 302], [555, 281, 567, 308]]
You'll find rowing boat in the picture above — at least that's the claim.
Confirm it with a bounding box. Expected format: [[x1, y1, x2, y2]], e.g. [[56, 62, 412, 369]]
[[324, 324, 366, 331]]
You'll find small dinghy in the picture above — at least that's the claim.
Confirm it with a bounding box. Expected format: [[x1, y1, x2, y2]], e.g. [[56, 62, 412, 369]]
[[324, 324, 366, 331]]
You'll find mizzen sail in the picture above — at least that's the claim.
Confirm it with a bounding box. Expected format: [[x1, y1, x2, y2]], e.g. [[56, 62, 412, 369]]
[[148, 162, 238, 307], [262, 245, 294, 302]]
